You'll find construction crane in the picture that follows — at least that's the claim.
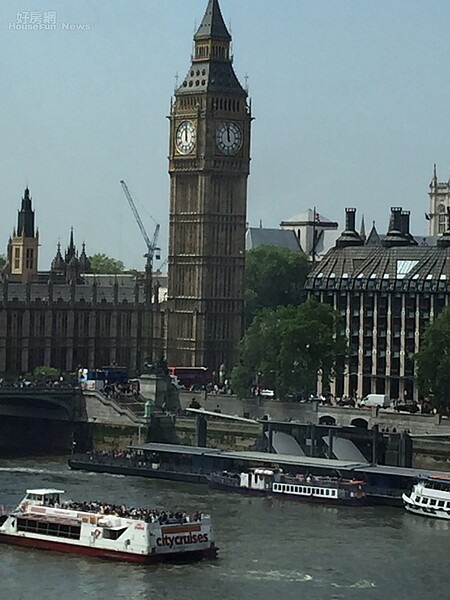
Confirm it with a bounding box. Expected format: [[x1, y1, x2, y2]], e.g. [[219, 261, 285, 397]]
[[120, 180, 161, 269]]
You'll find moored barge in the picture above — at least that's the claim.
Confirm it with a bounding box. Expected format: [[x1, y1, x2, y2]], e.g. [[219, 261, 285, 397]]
[[69, 443, 450, 507], [0, 488, 217, 563], [209, 468, 366, 505]]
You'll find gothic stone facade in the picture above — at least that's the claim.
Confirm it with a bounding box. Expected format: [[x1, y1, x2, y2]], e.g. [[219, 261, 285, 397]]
[[0, 277, 162, 375], [0, 188, 163, 376], [166, 0, 251, 373], [429, 164, 450, 236]]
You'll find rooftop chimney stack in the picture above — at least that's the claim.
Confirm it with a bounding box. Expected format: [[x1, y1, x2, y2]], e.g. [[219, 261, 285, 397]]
[[383, 207, 410, 247], [345, 207, 356, 232], [335, 207, 364, 248]]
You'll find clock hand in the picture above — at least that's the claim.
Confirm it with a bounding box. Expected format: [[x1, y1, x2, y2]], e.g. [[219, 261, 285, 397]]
[[227, 125, 230, 143]]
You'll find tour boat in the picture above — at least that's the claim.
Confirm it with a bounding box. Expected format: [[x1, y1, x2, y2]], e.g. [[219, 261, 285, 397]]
[[208, 469, 366, 505], [402, 475, 450, 520], [0, 488, 217, 563]]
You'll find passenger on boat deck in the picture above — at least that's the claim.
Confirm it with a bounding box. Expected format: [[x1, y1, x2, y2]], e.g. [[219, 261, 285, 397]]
[[57, 500, 200, 525]]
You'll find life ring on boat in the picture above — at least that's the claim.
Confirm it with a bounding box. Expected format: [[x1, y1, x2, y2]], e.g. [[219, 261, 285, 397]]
[[93, 529, 101, 538]]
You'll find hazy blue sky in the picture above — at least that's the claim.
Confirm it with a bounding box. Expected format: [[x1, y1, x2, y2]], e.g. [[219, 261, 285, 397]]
[[1, 0, 450, 269]]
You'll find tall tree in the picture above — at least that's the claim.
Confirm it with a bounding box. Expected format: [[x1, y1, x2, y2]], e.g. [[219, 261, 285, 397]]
[[89, 253, 125, 274], [416, 305, 450, 412], [0, 254, 6, 270], [245, 246, 310, 325], [232, 297, 347, 399]]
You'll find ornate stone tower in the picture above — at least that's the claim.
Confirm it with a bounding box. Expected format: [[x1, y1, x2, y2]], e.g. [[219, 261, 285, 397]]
[[6, 187, 39, 282], [166, 0, 251, 372], [428, 164, 450, 236]]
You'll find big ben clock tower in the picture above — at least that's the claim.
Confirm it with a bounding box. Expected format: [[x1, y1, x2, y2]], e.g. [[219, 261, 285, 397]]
[[166, 0, 251, 373]]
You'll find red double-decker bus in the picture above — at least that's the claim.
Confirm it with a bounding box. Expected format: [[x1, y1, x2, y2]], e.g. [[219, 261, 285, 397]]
[[168, 366, 213, 390]]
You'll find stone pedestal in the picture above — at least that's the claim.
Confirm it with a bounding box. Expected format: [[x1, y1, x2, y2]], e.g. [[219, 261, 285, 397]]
[[139, 373, 180, 412]]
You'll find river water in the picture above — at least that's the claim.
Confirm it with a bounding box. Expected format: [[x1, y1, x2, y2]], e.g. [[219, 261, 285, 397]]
[[0, 456, 449, 600]]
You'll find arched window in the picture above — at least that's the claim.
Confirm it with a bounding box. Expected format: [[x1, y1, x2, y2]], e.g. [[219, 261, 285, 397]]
[[438, 204, 447, 233]]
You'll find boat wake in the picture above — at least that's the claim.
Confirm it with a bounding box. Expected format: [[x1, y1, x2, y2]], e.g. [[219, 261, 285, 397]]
[[0, 467, 61, 475], [230, 569, 313, 583], [331, 579, 376, 589]]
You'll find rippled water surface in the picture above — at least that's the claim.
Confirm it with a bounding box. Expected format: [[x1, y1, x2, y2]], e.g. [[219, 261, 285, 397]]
[[0, 457, 449, 600]]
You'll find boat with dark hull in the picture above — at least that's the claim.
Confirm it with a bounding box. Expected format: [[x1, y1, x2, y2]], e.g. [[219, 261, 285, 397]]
[[209, 468, 366, 505], [68, 456, 209, 484], [0, 488, 217, 563], [70, 443, 450, 508]]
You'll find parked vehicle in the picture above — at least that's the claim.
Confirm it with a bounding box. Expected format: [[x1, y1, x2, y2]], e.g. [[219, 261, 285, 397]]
[[394, 402, 419, 414], [360, 394, 391, 408], [167, 366, 213, 390], [337, 397, 356, 407]]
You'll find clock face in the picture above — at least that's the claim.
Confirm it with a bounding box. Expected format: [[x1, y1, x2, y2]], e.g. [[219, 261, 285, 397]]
[[216, 121, 242, 155], [175, 120, 196, 155]]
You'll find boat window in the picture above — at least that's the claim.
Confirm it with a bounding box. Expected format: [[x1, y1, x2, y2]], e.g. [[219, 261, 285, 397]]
[[26, 494, 42, 502], [437, 500, 445, 508], [16, 518, 81, 540], [421, 497, 428, 504], [325, 489, 330, 496], [429, 499, 436, 506], [102, 527, 128, 540]]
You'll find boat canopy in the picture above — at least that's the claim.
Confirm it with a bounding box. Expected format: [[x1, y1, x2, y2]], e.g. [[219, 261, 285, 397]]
[[26, 489, 65, 495]]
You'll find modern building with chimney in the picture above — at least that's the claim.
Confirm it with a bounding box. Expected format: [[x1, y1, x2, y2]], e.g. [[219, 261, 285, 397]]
[[306, 206, 450, 402]]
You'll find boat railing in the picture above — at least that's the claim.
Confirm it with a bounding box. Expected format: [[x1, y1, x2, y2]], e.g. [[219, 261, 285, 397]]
[[0, 504, 17, 515], [283, 476, 340, 489]]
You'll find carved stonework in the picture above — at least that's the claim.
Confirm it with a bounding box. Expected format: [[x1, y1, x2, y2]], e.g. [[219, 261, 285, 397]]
[[166, 0, 251, 373]]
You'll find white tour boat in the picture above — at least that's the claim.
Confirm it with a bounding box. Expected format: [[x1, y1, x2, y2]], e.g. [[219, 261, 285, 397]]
[[402, 475, 450, 520], [0, 489, 217, 563], [209, 469, 366, 505]]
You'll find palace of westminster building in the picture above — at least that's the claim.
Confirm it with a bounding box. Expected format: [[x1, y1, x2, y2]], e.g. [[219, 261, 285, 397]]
[[1, 0, 450, 401]]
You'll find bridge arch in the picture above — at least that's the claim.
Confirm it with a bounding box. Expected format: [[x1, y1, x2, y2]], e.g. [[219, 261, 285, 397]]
[[351, 417, 369, 429], [319, 415, 336, 426]]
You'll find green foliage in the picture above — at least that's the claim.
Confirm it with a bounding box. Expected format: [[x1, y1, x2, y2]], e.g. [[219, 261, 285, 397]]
[[33, 366, 60, 381], [245, 246, 310, 325], [89, 253, 125, 274], [0, 254, 6, 270], [232, 297, 347, 399], [416, 305, 450, 412]]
